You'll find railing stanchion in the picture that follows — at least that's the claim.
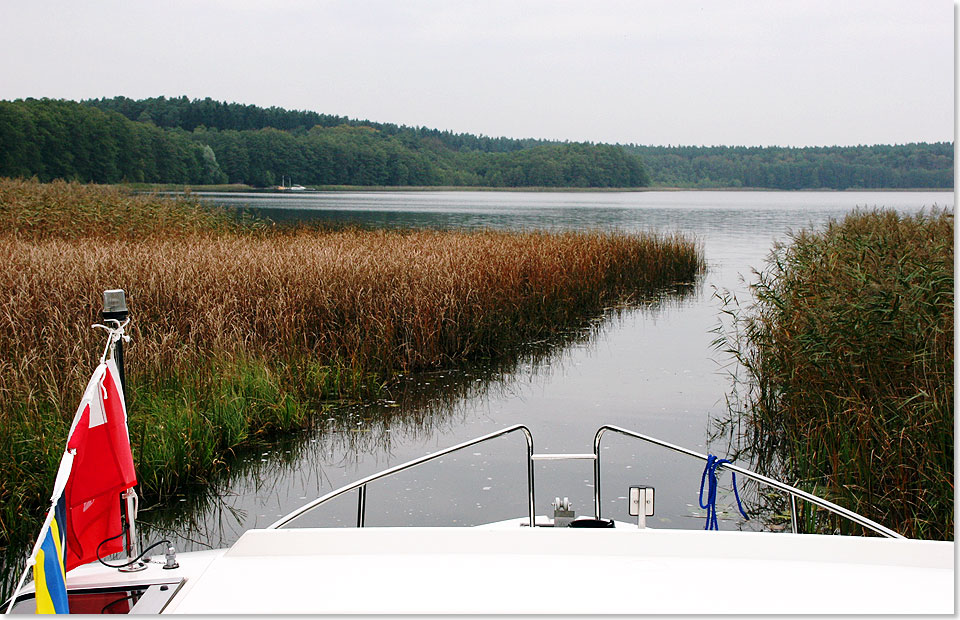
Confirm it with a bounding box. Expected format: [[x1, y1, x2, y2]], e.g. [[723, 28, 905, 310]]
[[593, 428, 604, 519], [521, 427, 536, 527], [357, 484, 367, 528], [790, 493, 799, 534]]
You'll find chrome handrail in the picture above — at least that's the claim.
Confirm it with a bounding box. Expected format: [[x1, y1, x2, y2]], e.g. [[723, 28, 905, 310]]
[[592, 425, 903, 539], [269, 424, 535, 529]]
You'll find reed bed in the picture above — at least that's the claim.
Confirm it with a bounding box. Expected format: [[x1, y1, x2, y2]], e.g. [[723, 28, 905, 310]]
[[0, 178, 704, 555], [0, 177, 245, 239], [716, 209, 953, 539]]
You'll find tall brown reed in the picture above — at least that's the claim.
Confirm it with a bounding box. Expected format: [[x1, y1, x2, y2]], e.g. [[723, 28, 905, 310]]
[[0, 177, 247, 239], [0, 179, 704, 562], [716, 209, 953, 539]]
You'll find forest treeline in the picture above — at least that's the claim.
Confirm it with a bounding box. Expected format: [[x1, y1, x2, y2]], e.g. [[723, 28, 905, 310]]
[[86, 95, 544, 153], [0, 98, 647, 188], [0, 99, 224, 185], [627, 144, 953, 190], [0, 96, 952, 189]]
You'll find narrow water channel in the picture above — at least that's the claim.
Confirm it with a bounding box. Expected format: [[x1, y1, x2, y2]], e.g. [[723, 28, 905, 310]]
[[137, 190, 952, 550]]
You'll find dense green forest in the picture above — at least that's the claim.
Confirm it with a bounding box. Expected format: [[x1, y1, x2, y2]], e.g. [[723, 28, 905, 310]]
[[0, 98, 647, 188], [0, 99, 224, 184], [627, 143, 954, 189], [186, 125, 647, 188], [84, 95, 546, 153], [0, 96, 952, 189]]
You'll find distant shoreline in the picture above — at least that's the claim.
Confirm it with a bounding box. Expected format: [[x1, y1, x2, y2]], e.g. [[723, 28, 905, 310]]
[[125, 183, 953, 194]]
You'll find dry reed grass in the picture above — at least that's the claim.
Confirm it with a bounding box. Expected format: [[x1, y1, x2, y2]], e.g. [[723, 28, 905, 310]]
[[0, 228, 701, 393], [0, 177, 242, 239], [0, 178, 704, 560]]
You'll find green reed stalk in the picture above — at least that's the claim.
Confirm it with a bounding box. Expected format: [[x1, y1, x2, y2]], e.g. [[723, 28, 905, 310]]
[[716, 209, 953, 539]]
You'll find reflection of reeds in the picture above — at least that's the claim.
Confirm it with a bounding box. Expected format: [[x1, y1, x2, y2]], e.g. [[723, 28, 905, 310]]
[[136, 294, 705, 552], [714, 209, 953, 539], [0, 179, 703, 591]]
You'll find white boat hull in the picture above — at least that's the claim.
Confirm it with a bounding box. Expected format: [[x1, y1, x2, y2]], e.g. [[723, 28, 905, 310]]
[[159, 526, 954, 614]]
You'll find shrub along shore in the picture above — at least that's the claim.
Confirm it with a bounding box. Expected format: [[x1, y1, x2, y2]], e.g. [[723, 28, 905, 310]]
[[0, 178, 704, 553], [717, 209, 953, 540]]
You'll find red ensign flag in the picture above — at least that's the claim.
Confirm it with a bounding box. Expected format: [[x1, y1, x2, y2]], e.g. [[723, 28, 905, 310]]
[[63, 360, 137, 571]]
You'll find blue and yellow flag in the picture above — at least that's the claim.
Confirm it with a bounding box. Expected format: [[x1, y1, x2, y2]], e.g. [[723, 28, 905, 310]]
[[32, 496, 69, 614]]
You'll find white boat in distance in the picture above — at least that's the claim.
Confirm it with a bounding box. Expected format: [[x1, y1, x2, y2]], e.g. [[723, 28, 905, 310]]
[[5, 422, 954, 614], [275, 176, 306, 191]]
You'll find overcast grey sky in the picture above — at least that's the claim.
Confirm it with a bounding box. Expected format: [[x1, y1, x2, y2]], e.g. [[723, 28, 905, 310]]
[[0, 0, 953, 146]]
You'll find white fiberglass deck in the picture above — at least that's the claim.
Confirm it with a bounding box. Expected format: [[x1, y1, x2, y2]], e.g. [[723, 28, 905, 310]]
[[162, 527, 953, 614]]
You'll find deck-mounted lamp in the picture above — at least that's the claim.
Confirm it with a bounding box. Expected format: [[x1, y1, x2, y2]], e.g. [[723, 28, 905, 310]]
[[102, 289, 128, 393]]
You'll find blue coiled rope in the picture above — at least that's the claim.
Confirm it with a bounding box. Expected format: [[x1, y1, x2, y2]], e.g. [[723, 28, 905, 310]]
[[699, 454, 750, 530]]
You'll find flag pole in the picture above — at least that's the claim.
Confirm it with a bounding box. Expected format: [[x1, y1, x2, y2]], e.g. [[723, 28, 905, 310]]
[[4, 508, 54, 613], [4, 441, 77, 613], [5, 294, 142, 612], [4, 505, 56, 613], [102, 290, 145, 573]]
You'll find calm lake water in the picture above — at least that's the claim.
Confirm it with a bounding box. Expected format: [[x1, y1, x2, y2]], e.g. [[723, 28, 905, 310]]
[[141, 190, 953, 548]]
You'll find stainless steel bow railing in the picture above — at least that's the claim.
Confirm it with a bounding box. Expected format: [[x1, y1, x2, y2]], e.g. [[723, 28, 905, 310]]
[[269, 424, 535, 529], [592, 425, 903, 539], [270, 423, 902, 539]]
